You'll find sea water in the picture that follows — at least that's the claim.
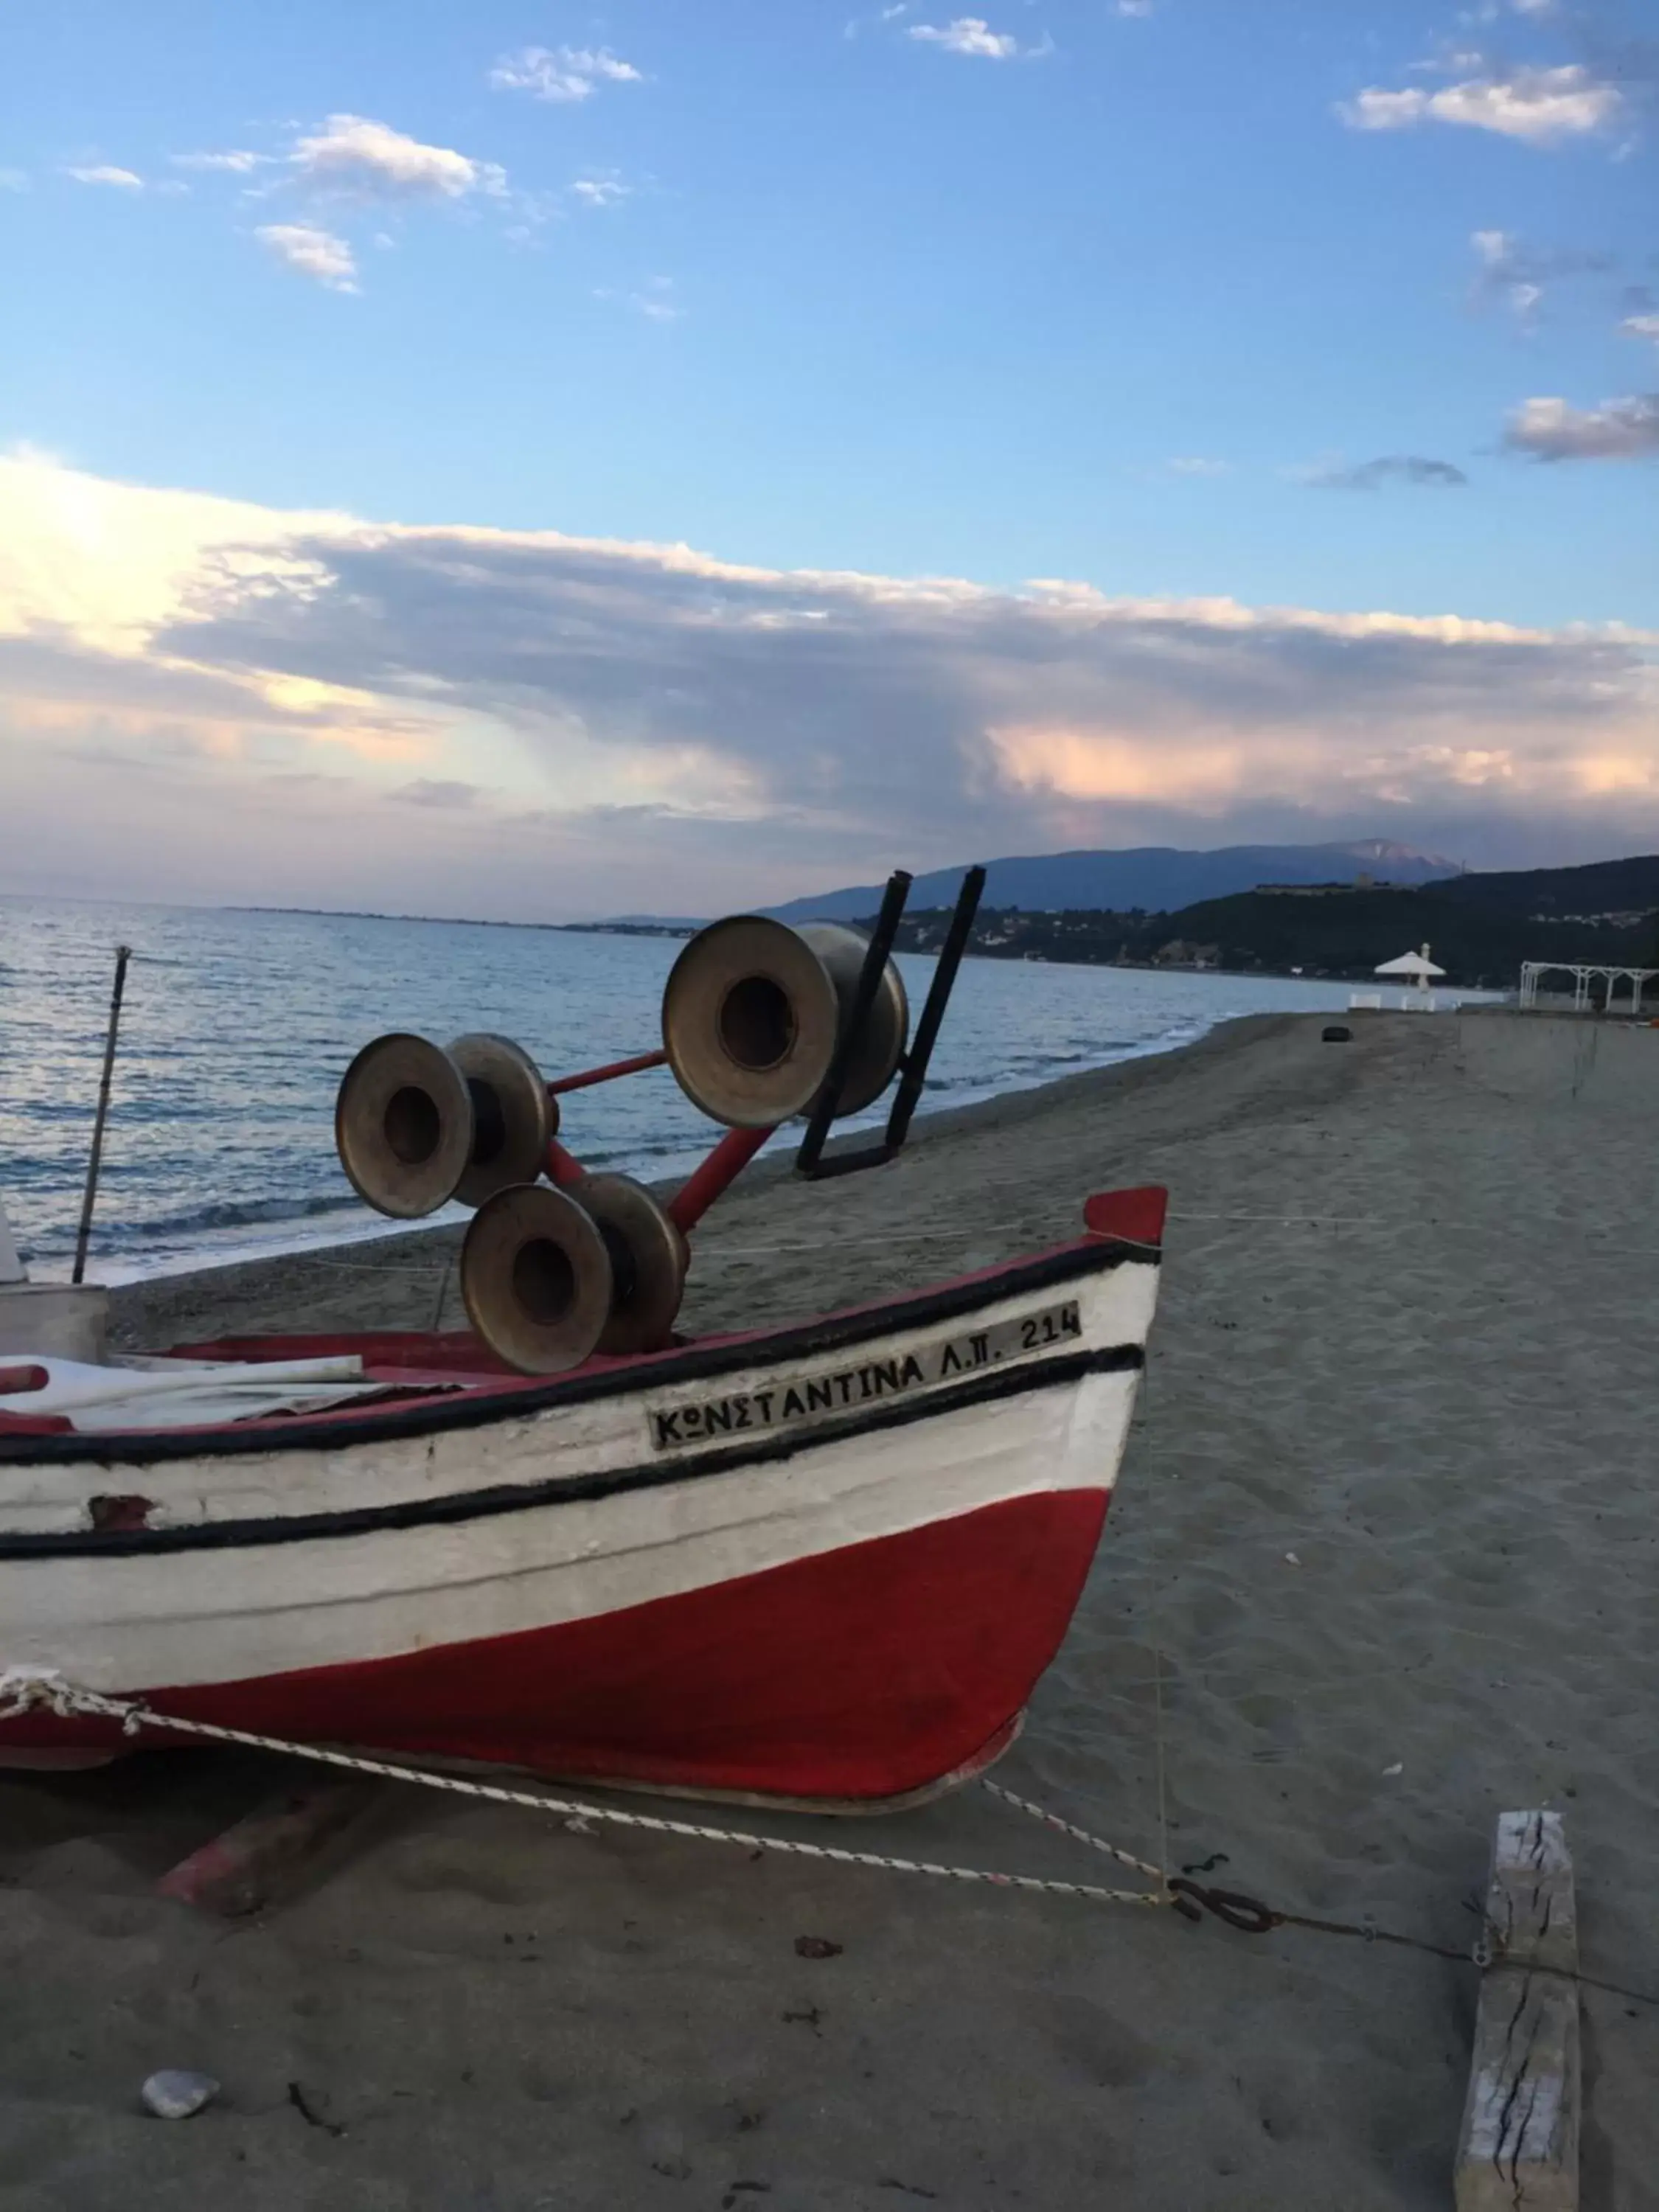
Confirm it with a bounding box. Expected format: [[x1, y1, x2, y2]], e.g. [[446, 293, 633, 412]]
[[0, 896, 1426, 1279]]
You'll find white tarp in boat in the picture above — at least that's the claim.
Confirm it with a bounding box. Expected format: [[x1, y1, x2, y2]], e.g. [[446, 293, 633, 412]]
[[0, 1354, 404, 1432]]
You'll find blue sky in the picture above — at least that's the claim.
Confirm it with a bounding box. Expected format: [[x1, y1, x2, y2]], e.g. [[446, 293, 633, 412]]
[[0, 1, 1655, 915]]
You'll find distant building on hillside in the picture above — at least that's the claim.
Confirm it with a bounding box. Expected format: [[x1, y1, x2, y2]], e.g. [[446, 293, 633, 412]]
[[1531, 908, 1656, 929], [1252, 872, 1398, 896]]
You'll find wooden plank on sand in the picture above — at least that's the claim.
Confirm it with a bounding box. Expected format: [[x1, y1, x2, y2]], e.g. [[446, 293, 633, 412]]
[[1455, 1810, 1579, 2212], [156, 1779, 381, 1916]]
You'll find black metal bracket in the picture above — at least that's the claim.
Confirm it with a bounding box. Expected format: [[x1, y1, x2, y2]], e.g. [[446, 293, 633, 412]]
[[794, 863, 986, 1180]]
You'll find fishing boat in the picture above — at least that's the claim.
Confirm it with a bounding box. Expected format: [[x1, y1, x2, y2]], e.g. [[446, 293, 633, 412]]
[[0, 869, 1166, 1810], [0, 1183, 1163, 1806]]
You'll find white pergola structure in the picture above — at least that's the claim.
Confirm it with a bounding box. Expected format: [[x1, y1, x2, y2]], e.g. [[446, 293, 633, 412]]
[[1519, 961, 1658, 1015]]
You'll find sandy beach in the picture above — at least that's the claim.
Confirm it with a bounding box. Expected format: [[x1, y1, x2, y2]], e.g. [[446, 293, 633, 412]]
[[7, 1008, 1659, 2210]]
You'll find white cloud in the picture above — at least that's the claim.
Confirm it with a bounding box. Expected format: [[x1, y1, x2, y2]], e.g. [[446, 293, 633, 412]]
[[256, 223, 360, 293], [1340, 65, 1624, 147], [290, 114, 504, 200], [571, 175, 633, 209], [1168, 457, 1230, 476], [490, 46, 643, 102], [0, 168, 28, 192], [1473, 228, 1542, 324], [598, 275, 681, 321], [1622, 314, 1659, 347], [66, 165, 144, 189], [909, 18, 1021, 58], [1116, 1, 1155, 14], [1470, 229, 1616, 324], [3, 450, 1655, 912], [1503, 393, 1659, 461], [171, 150, 270, 174]]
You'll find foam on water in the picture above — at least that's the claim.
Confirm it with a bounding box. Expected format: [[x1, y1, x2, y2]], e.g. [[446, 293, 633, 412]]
[[0, 896, 1485, 1280]]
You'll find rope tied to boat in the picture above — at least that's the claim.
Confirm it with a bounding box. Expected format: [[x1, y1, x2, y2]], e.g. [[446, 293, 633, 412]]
[[11, 1669, 1659, 2008], [0, 1672, 1172, 1913]]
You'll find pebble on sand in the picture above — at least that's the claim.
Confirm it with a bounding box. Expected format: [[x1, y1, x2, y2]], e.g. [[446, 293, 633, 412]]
[[141, 2070, 220, 2121]]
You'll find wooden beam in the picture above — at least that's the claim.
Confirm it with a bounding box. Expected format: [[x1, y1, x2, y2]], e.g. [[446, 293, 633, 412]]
[[1455, 1810, 1579, 2212], [156, 1779, 381, 1916]]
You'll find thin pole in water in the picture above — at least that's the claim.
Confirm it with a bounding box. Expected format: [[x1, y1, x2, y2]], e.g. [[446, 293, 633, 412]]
[[72, 944, 132, 1286]]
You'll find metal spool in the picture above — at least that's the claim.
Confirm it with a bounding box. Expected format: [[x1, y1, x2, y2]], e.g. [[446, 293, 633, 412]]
[[661, 916, 908, 1128], [460, 1183, 615, 1375], [577, 1174, 689, 1356], [448, 1033, 556, 1209], [335, 1033, 475, 1220]]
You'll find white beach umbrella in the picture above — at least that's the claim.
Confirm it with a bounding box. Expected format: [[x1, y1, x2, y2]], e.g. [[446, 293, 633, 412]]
[[1374, 943, 1446, 981]]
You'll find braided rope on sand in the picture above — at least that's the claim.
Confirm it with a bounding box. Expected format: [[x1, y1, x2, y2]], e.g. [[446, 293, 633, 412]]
[[0, 1671, 1170, 1911]]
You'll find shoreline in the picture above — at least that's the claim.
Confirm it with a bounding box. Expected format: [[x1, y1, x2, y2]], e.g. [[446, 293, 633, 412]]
[[105, 1010, 1318, 1349], [82, 1010, 1259, 1298]]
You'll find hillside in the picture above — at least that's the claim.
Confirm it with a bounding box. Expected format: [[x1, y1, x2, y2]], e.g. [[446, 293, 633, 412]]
[[758, 839, 1459, 923], [1431, 855, 1659, 922], [878, 865, 1659, 989]]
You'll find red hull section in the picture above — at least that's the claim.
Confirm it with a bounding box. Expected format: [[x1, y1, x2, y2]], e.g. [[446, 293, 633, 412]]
[[4, 1491, 1110, 1801]]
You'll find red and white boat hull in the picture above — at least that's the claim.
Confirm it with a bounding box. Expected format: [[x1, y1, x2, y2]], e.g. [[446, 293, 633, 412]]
[[0, 1192, 1164, 1809]]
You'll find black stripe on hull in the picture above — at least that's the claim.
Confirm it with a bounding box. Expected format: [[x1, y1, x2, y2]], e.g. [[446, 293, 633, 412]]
[[0, 1343, 1144, 1559], [0, 1235, 1158, 1469]]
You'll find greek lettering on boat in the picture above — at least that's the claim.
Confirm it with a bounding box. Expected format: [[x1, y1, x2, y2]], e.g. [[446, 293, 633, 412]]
[[647, 1298, 1082, 1450]]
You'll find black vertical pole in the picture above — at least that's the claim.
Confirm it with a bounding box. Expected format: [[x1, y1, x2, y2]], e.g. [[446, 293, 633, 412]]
[[72, 945, 131, 1286], [793, 871, 912, 1175], [883, 864, 986, 1151]]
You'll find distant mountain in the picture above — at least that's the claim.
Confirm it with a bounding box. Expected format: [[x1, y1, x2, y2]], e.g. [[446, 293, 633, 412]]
[[759, 841, 1461, 924]]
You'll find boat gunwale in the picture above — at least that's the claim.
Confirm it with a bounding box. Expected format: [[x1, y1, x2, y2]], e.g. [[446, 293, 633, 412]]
[[0, 1339, 1142, 1559], [0, 1232, 1158, 1470]]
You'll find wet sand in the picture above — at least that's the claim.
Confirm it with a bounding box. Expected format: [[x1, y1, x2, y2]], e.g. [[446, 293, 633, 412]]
[[7, 1009, 1659, 2209]]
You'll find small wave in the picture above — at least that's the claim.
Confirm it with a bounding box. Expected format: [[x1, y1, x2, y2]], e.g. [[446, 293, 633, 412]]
[[617, 1136, 706, 1161], [30, 1189, 364, 1253]]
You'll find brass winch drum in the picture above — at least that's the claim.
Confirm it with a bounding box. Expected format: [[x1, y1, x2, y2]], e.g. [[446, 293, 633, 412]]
[[449, 1033, 556, 1208], [334, 1033, 475, 1220], [578, 1173, 689, 1357], [460, 1183, 615, 1375], [661, 916, 909, 1128], [335, 1031, 555, 1219]]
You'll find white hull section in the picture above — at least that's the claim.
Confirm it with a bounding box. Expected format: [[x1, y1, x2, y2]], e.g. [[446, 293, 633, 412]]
[[4, 1366, 1138, 1694], [1, 1262, 1155, 1699]]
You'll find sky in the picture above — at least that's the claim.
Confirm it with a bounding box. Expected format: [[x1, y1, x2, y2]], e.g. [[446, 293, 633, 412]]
[[1, 0, 1655, 919]]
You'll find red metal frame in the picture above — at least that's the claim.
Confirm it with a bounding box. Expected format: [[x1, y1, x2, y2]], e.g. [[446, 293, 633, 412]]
[[542, 1046, 776, 1239], [667, 1125, 776, 1234], [545, 1140, 589, 1191], [542, 1124, 776, 1238], [546, 1049, 668, 1096]]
